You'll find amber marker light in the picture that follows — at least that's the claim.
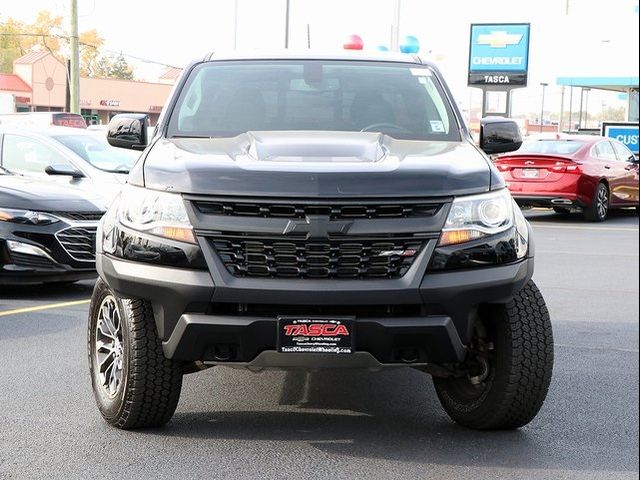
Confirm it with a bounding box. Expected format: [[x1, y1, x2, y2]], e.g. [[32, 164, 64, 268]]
[[158, 226, 197, 244], [438, 229, 484, 247]]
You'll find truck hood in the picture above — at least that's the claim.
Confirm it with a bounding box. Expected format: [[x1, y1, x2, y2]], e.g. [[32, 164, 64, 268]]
[[143, 131, 493, 198]]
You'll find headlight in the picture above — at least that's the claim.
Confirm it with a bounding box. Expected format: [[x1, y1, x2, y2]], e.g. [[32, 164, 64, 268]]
[[429, 190, 530, 271], [0, 208, 59, 226], [117, 185, 196, 244], [439, 189, 513, 246]]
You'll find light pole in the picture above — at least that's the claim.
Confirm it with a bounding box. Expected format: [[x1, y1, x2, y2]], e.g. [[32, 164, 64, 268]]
[[539, 82, 548, 133], [584, 87, 591, 129], [391, 0, 402, 51], [233, 0, 239, 49], [284, 0, 290, 48]]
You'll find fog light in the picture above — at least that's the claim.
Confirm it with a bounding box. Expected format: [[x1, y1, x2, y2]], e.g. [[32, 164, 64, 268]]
[[6, 240, 55, 261]]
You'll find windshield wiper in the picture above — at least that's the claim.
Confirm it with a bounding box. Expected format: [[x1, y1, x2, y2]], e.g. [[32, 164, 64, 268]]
[[104, 167, 130, 174]]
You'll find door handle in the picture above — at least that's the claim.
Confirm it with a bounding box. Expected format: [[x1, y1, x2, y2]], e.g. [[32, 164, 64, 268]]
[[604, 165, 611, 169]]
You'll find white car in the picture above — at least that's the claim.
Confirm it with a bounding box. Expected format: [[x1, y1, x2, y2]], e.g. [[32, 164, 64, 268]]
[[0, 126, 139, 205]]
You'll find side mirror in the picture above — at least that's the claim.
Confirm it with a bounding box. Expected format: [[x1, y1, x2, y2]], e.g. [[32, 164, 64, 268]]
[[107, 113, 149, 151], [480, 117, 523, 155], [45, 164, 85, 178]]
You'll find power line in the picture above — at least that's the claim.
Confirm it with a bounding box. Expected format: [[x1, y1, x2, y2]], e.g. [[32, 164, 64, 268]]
[[0, 32, 180, 69]]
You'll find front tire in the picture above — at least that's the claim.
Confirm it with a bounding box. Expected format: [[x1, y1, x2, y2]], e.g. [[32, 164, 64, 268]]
[[433, 281, 553, 430], [88, 278, 183, 429]]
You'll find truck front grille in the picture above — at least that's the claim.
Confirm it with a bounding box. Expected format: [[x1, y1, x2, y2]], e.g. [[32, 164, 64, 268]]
[[55, 226, 97, 262], [210, 235, 424, 279], [194, 199, 441, 219]]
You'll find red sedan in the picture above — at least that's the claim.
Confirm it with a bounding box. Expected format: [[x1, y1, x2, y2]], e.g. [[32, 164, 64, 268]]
[[494, 134, 639, 221]]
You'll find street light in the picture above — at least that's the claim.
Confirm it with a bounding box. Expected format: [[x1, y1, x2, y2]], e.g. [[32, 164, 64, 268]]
[[284, 0, 291, 48], [540, 82, 548, 133]]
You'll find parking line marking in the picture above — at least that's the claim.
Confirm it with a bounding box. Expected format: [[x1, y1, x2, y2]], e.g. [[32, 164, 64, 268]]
[[536, 250, 639, 257], [531, 224, 639, 232], [556, 344, 639, 354], [0, 299, 90, 317]]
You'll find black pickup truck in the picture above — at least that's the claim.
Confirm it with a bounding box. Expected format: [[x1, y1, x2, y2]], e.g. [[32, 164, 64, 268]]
[[88, 51, 553, 431]]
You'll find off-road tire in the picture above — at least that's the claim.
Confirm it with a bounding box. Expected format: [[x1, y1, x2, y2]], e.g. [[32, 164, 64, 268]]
[[88, 278, 183, 429], [584, 182, 609, 222], [433, 281, 553, 430]]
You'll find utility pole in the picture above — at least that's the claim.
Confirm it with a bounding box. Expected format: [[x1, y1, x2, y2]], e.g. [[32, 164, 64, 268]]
[[284, 0, 290, 48], [69, 0, 80, 114]]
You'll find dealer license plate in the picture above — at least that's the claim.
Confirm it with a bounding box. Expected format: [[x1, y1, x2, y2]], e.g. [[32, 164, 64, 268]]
[[277, 316, 354, 354]]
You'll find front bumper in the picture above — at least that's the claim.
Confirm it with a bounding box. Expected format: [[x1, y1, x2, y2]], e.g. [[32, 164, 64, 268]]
[[98, 251, 534, 366], [0, 220, 98, 285]]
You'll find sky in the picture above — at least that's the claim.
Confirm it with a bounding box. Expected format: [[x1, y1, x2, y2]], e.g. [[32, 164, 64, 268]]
[[2, 0, 639, 120]]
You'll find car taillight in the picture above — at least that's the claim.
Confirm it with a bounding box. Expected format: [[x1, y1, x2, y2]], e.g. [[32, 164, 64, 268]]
[[550, 164, 581, 173], [496, 164, 510, 172]]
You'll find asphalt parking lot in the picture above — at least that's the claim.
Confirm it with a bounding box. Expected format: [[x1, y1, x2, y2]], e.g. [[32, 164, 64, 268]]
[[1, 210, 638, 480]]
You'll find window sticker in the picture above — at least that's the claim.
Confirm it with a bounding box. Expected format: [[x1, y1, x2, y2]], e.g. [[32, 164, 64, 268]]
[[430, 121, 445, 133]]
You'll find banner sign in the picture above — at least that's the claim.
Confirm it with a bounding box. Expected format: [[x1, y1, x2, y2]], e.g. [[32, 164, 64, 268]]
[[602, 122, 639, 154]]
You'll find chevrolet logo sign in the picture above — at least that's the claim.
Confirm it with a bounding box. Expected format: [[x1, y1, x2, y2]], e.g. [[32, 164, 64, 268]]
[[477, 31, 523, 48], [283, 215, 352, 238]]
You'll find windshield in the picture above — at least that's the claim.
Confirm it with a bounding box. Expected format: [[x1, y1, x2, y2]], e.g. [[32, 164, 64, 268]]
[[168, 60, 460, 141], [53, 135, 139, 173], [518, 140, 585, 155]]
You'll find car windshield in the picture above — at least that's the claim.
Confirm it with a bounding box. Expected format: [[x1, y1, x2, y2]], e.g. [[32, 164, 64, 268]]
[[518, 140, 584, 155], [53, 134, 139, 173], [168, 60, 460, 141]]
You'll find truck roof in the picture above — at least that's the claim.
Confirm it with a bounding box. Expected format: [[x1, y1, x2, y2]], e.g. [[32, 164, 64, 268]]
[[203, 49, 429, 65]]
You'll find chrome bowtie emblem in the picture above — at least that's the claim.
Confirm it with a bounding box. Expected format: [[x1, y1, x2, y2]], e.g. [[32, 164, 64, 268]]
[[283, 215, 352, 238]]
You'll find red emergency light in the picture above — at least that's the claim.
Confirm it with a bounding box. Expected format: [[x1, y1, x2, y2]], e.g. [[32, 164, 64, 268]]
[[343, 34, 364, 50]]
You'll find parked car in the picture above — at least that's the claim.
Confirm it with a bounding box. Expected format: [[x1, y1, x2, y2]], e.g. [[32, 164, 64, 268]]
[[0, 112, 87, 129], [0, 126, 139, 205], [87, 51, 554, 431], [494, 134, 639, 221], [0, 169, 107, 284]]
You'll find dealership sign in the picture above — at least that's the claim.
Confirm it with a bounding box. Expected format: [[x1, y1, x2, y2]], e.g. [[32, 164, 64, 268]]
[[602, 122, 640, 154], [99, 99, 120, 107], [468, 23, 530, 86]]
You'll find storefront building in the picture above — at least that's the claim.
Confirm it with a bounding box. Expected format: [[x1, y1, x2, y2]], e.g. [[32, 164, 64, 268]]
[[1, 51, 176, 125]]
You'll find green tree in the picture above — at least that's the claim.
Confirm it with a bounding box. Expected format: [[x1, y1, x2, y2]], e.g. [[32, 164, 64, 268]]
[[107, 53, 134, 80], [600, 106, 626, 122], [0, 17, 25, 73]]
